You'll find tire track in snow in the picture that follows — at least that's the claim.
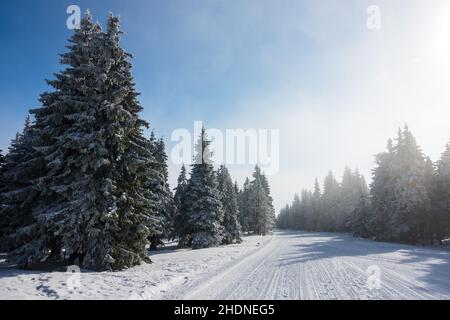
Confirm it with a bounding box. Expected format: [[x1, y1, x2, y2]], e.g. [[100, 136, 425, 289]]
[[183, 231, 450, 300], [183, 235, 278, 299]]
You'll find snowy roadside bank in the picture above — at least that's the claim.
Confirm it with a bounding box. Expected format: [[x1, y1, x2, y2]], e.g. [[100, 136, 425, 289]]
[[0, 235, 272, 300], [3, 230, 450, 300]]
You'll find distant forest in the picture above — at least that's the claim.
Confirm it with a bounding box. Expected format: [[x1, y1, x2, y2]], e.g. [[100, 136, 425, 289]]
[[278, 126, 450, 245]]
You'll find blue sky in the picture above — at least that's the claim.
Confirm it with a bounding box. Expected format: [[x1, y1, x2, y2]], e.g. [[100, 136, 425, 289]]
[[0, 0, 325, 141], [1, 0, 450, 211]]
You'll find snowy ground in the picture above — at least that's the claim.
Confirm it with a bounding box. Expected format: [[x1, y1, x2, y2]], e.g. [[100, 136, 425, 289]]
[[1, 230, 450, 300]]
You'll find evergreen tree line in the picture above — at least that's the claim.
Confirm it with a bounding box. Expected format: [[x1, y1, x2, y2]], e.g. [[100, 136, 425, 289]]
[[277, 167, 368, 233], [171, 127, 276, 249], [277, 126, 450, 245], [0, 13, 275, 271]]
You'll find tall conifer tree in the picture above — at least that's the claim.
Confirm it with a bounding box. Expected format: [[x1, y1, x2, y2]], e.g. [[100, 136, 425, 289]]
[[217, 165, 242, 244], [9, 13, 158, 271], [181, 128, 224, 249]]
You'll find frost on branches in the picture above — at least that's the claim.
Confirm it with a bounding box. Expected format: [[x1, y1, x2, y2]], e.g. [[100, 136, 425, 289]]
[[0, 13, 160, 271]]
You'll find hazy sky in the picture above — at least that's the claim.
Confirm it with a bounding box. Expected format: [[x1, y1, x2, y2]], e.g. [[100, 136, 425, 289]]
[[1, 0, 450, 212]]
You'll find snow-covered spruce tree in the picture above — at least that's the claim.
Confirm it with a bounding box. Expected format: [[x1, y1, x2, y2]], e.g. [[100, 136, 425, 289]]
[[80, 14, 158, 269], [423, 157, 437, 242], [248, 166, 275, 235], [282, 189, 312, 231], [174, 164, 188, 208], [0, 116, 46, 252], [389, 126, 430, 243], [148, 134, 175, 250], [182, 128, 224, 249], [0, 150, 5, 172], [340, 168, 369, 232], [432, 143, 450, 241], [11, 12, 106, 269], [217, 165, 242, 244], [301, 190, 314, 230], [289, 192, 301, 230], [172, 164, 189, 244], [234, 182, 240, 210], [276, 204, 291, 229], [260, 171, 276, 231], [248, 178, 270, 235], [11, 13, 157, 271], [320, 171, 340, 231], [369, 127, 431, 243], [237, 177, 251, 233], [299, 178, 323, 231], [347, 192, 373, 238], [368, 139, 396, 240], [337, 167, 354, 231], [307, 177, 322, 231]]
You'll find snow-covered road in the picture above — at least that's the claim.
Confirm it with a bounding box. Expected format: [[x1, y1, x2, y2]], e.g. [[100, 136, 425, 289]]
[[1, 230, 450, 300], [186, 231, 450, 300]]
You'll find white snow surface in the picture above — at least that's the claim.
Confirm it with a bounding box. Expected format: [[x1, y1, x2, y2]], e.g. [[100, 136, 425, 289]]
[[1, 230, 450, 300]]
